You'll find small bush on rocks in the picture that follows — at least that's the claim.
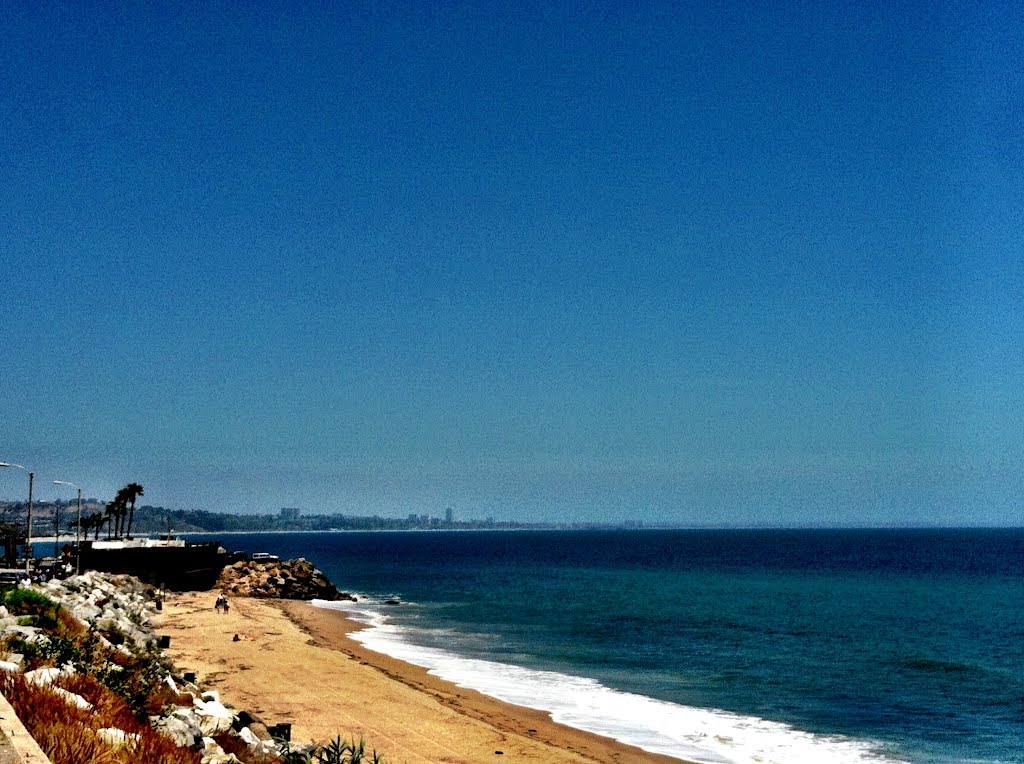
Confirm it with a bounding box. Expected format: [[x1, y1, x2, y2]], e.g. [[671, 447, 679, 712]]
[[4, 587, 59, 617], [2, 636, 38, 662]]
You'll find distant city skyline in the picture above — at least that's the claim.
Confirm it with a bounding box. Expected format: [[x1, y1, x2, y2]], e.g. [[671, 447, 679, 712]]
[[3, 1, 1022, 526]]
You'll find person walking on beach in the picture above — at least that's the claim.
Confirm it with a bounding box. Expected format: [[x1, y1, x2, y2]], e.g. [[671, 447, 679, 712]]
[[215, 593, 227, 613]]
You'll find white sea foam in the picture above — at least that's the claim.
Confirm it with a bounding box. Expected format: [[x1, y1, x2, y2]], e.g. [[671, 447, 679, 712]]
[[313, 599, 907, 764]]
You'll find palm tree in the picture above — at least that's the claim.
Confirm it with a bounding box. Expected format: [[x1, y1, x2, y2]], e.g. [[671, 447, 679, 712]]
[[118, 498, 129, 537], [105, 499, 125, 539], [123, 482, 144, 538], [114, 488, 129, 537], [86, 511, 104, 540], [82, 512, 93, 540], [104, 501, 114, 539]]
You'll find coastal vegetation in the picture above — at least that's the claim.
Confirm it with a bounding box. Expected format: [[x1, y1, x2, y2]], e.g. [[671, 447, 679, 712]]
[[278, 736, 385, 764], [0, 585, 196, 763]]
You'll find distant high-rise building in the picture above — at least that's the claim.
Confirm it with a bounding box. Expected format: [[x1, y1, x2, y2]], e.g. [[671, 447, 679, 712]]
[[445, 507, 454, 523], [280, 507, 301, 520]]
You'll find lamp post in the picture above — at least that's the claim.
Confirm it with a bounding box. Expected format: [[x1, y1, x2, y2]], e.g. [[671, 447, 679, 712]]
[[53, 480, 82, 575], [0, 463, 33, 573]]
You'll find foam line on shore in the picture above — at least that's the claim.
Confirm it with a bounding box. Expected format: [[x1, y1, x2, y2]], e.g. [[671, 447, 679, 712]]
[[313, 598, 906, 764]]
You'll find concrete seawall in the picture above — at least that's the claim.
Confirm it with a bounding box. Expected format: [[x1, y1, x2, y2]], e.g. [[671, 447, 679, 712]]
[[0, 690, 50, 764]]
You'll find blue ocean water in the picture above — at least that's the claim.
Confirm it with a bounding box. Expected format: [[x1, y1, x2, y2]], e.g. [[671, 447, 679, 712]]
[[210, 529, 1024, 763]]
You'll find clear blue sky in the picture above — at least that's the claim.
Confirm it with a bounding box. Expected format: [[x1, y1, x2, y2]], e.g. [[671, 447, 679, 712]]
[[2, 1, 1022, 525]]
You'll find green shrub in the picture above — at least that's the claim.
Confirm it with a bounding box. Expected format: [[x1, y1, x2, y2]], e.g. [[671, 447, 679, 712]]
[[2, 636, 38, 663], [16, 613, 58, 630], [96, 646, 175, 720], [278, 736, 385, 764], [40, 633, 83, 668], [4, 587, 58, 616]]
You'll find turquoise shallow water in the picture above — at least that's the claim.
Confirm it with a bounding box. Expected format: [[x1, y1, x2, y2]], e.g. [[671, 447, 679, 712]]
[[207, 529, 1024, 763]]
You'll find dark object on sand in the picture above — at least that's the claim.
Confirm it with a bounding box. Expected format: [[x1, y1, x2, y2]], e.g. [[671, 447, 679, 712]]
[[268, 723, 291, 741]]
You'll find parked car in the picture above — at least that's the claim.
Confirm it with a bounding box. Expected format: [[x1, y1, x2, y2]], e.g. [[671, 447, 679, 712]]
[[250, 552, 280, 562]]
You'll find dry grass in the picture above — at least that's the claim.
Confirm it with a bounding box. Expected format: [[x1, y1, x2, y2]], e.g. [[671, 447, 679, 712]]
[[127, 727, 205, 764], [56, 606, 87, 637], [146, 681, 196, 712], [0, 654, 205, 764], [0, 672, 117, 764], [57, 673, 141, 732]]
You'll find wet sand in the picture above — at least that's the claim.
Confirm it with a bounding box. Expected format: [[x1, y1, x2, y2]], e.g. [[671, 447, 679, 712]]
[[155, 591, 689, 764]]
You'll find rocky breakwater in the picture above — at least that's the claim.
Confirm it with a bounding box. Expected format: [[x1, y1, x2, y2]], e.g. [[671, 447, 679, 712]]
[[0, 571, 286, 764], [216, 557, 354, 601]]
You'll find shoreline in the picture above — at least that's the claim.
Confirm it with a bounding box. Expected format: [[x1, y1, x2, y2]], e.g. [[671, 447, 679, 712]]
[[155, 590, 690, 764]]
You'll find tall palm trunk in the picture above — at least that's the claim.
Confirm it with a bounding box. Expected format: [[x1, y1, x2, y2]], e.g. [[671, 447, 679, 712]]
[[124, 483, 144, 538]]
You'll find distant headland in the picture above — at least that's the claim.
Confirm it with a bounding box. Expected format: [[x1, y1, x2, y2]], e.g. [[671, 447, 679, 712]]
[[0, 500, 652, 538]]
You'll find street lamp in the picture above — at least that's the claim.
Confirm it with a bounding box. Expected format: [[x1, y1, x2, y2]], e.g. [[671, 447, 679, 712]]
[[0, 463, 33, 573], [53, 480, 82, 575]]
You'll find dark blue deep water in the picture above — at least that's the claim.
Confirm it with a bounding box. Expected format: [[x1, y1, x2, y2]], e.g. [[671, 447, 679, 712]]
[[205, 529, 1024, 763]]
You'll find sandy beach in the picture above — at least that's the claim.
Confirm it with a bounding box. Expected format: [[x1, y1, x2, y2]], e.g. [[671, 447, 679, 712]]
[[155, 591, 689, 764]]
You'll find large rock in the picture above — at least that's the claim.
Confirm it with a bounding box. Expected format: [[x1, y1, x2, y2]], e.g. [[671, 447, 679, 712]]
[[214, 558, 352, 601], [153, 711, 203, 748], [53, 687, 93, 710], [194, 697, 235, 736]]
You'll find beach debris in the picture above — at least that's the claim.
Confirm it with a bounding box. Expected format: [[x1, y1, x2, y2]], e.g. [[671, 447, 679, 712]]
[[267, 721, 292, 741]]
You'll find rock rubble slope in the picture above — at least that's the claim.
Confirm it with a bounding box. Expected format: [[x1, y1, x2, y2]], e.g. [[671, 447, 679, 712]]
[[215, 558, 353, 601]]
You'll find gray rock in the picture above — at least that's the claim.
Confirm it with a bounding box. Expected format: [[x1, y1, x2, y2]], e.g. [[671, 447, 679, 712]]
[[237, 726, 261, 747], [52, 687, 92, 710], [154, 713, 203, 748], [194, 697, 236, 736], [24, 667, 65, 685], [245, 720, 274, 742]]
